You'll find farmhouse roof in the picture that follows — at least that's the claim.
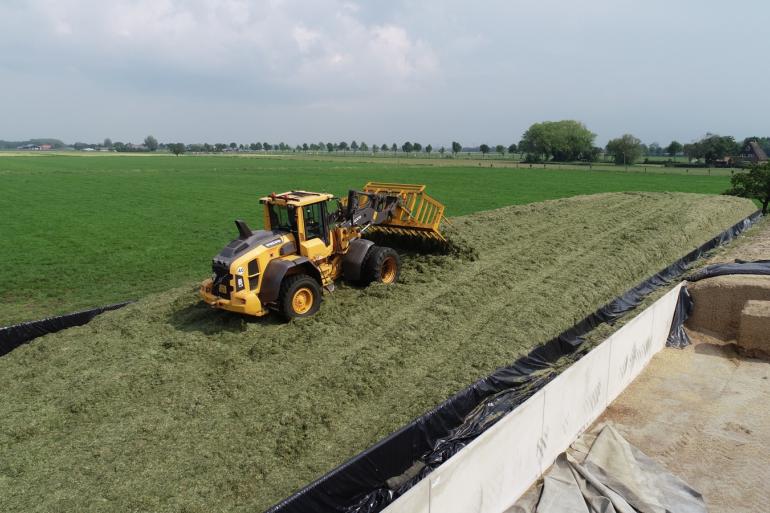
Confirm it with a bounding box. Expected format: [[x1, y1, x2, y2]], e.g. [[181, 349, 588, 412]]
[[748, 141, 768, 162]]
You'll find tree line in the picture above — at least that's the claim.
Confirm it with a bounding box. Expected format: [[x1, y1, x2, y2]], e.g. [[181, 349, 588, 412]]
[[516, 121, 770, 167], [49, 125, 770, 168], [84, 137, 506, 158]]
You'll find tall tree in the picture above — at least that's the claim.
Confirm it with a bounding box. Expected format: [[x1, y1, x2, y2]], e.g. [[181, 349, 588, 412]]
[[605, 134, 643, 166], [413, 142, 422, 153], [725, 163, 770, 213], [144, 135, 158, 151], [666, 140, 682, 157], [381, 144, 389, 152], [507, 143, 517, 154], [402, 141, 414, 154], [479, 144, 490, 157], [326, 142, 334, 152], [391, 143, 397, 153], [169, 143, 185, 156], [519, 120, 595, 162], [451, 141, 462, 155], [496, 144, 505, 156], [425, 144, 433, 156], [360, 141, 368, 152], [351, 140, 359, 152], [103, 138, 113, 149], [694, 134, 739, 165], [439, 146, 446, 156], [338, 141, 349, 151]]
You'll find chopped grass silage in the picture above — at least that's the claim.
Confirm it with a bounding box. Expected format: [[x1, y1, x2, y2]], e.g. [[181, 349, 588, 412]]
[[0, 192, 756, 513]]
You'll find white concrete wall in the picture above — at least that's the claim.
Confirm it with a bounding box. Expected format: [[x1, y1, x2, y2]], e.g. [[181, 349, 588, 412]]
[[383, 282, 684, 513]]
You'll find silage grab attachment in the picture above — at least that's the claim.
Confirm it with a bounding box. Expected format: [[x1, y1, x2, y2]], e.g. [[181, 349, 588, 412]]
[[360, 182, 448, 241]]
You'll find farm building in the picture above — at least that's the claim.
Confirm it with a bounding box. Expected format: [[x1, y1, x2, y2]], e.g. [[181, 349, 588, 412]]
[[716, 141, 769, 167], [737, 140, 769, 164], [15, 143, 52, 150]]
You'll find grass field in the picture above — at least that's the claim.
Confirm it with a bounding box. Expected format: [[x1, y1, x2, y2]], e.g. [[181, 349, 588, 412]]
[[0, 154, 740, 325], [0, 192, 756, 512]]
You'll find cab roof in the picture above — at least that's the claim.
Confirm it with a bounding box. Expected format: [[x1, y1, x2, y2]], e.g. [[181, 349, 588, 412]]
[[259, 190, 334, 207]]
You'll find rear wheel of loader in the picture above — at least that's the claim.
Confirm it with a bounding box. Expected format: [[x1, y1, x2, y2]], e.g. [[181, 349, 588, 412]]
[[278, 274, 322, 320], [364, 246, 400, 285]]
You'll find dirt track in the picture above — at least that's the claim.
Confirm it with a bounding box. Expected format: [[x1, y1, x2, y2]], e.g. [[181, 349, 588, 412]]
[[0, 192, 756, 512]]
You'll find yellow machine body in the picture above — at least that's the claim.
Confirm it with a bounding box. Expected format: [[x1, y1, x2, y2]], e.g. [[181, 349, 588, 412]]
[[199, 185, 446, 319]]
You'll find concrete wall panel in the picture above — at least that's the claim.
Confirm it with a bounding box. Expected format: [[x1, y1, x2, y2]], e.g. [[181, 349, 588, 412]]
[[425, 390, 546, 513], [384, 282, 685, 513], [540, 339, 612, 460]]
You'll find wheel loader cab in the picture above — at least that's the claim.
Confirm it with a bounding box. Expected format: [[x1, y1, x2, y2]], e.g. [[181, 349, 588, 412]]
[[261, 191, 336, 260]]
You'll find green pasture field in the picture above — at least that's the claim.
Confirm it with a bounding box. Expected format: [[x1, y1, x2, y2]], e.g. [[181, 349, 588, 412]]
[[0, 153, 741, 325]]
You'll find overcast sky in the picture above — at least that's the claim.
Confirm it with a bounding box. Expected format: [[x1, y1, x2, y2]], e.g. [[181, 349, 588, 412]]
[[1, 0, 767, 147]]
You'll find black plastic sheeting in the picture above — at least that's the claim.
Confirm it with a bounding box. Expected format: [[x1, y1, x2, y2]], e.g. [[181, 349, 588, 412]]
[[665, 258, 770, 349], [265, 209, 763, 513], [0, 302, 132, 356], [666, 287, 694, 349], [687, 259, 770, 282]]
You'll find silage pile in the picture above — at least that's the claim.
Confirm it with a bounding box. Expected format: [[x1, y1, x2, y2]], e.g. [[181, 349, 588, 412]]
[[0, 192, 756, 513]]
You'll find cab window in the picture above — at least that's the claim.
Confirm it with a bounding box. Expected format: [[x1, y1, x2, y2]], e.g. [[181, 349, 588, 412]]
[[303, 202, 327, 243], [268, 204, 295, 232]]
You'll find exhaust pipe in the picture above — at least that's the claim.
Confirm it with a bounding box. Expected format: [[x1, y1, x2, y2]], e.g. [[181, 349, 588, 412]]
[[234, 219, 252, 239]]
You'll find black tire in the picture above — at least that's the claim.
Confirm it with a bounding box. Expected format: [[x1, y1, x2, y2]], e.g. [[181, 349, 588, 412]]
[[363, 246, 400, 285], [278, 274, 322, 320]]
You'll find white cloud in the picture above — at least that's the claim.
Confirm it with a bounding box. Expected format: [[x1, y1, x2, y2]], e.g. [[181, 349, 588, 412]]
[[292, 25, 321, 54], [0, 0, 439, 101]]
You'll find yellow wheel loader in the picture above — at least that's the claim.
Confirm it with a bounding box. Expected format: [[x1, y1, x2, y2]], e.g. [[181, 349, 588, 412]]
[[199, 183, 447, 320]]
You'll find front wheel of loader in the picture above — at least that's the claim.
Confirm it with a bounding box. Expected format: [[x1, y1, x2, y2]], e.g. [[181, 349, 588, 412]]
[[364, 246, 400, 285], [278, 274, 322, 320]]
